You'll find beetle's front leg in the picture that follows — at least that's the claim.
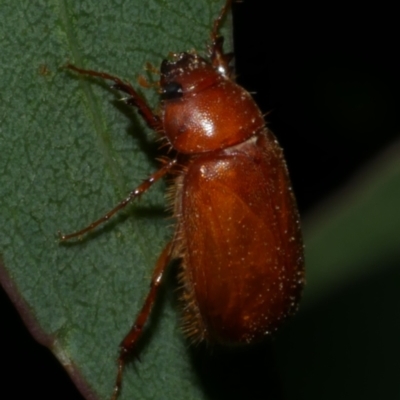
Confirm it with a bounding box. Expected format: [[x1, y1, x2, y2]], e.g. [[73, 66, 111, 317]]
[[66, 64, 162, 132]]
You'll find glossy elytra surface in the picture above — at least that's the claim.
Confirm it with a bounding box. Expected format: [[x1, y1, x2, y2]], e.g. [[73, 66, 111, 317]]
[[161, 52, 304, 344]]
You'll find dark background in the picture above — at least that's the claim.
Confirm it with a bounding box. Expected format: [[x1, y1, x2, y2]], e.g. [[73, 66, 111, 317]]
[[233, 1, 399, 216], [1, 1, 399, 399]]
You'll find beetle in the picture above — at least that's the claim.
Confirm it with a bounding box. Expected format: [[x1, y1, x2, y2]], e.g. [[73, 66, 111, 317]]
[[60, 0, 305, 398]]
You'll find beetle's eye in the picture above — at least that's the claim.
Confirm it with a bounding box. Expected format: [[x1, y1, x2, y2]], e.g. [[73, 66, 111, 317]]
[[161, 82, 183, 100]]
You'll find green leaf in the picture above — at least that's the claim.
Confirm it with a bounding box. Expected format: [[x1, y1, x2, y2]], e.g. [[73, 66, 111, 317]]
[[0, 1, 231, 399], [303, 144, 400, 305]]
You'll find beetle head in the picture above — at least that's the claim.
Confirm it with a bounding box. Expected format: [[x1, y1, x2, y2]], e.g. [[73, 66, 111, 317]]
[[160, 53, 221, 100]]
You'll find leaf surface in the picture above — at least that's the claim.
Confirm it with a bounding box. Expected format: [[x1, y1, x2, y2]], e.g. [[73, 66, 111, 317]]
[[0, 1, 231, 399]]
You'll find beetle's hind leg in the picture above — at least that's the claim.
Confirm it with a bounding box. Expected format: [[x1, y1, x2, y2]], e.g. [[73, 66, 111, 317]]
[[66, 64, 161, 132], [111, 241, 173, 400]]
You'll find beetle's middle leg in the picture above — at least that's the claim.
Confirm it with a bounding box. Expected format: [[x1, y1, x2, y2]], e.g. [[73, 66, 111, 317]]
[[58, 159, 176, 241]]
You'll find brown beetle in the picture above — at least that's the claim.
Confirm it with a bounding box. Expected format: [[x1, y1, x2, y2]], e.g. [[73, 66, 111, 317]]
[[60, 1, 305, 398]]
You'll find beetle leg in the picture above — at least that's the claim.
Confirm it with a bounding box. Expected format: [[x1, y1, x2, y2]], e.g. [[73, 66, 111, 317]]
[[66, 64, 162, 132], [58, 159, 176, 241], [211, 0, 232, 41], [209, 0, 234, 78], [111, 241, 173, 400]]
